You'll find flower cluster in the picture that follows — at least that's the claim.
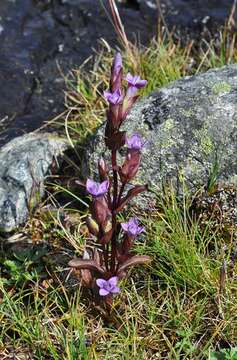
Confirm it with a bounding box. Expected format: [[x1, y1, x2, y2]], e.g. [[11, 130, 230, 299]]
[[69, 53, 151, 306]]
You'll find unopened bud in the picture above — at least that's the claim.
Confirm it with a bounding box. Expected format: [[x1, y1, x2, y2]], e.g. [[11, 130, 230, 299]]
[[119, 150, 141, 183], [104, 220, 112, 233], [91, 197, 111, 227], [98, 157, 109, 181], [86, 216, 99, 236], [110, 53, 123, 92]]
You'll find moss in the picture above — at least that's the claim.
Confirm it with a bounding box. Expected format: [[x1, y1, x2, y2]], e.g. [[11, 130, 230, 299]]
[[159, 118, 176, 149], [181, 108, 195, 117], [201, 135, 214, 155], [212, 81, 231, 95], [193, 125, 215, 156], [164, 118, 174, 130]]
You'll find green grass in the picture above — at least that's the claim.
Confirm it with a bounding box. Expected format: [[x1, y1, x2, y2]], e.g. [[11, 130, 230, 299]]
[[2, 187, 237, 358], [1, 21, 237, 359]]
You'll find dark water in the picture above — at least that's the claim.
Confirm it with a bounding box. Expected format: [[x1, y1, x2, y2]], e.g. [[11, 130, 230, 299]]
[[0, 0, 236, 146]]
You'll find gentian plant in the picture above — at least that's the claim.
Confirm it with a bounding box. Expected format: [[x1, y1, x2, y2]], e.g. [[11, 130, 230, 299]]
[[69, 53, 151, 308]]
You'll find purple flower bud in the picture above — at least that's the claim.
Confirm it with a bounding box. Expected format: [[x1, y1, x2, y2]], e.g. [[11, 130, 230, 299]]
[[104, 88, 123, 105], [96, 276, 120, 296], [126, 86, 139, 97], [121, 217, 145, 236], [125, 73, 147, 89], [112, 53, 122, 77], [86, 179, 109, 197], [126, 134, 146, 150]]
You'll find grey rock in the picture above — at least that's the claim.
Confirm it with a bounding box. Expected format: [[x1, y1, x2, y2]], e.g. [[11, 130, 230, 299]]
[[85, 64, 237, 208], [0, 132, 68, 232]]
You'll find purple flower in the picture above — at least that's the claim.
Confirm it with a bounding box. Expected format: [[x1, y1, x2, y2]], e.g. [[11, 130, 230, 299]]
[[86, 179, 109, 197], [121, 217, 145, 236], [103, 88, 123, 105], [125, 73, 147, 89], [126, 134, 146, 150], [96, 276, 120, 296]]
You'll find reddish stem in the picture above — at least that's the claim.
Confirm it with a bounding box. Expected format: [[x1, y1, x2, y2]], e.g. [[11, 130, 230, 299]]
[[102, 244, 109, 271], [112, 150, 118, 207], [117, 183, 125, 207], [110, 149, 119, 273]]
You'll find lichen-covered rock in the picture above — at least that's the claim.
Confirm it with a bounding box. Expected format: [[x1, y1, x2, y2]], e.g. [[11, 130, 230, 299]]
[[84, 64, 237, 208], [0, 133, 68, 232]]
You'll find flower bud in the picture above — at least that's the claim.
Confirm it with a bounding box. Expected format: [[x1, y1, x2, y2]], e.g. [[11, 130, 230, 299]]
[[118, 150, 141, 183], [86, 215, 99, 236], [91, 197, 111, 227], [98, 158, 109, 181], [110, 53, 123, 92]]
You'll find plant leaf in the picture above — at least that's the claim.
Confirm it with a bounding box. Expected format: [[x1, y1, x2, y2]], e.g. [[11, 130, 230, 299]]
[[93, 248, 101, 266], [122, 95, 139, 121], [117, 255, 151, 274], [115, 184, 148, 213], [81, 269, 93, 288], [68, 259, 105, 274], [91, 197, 111, 226], [100, 228, 113, 245]]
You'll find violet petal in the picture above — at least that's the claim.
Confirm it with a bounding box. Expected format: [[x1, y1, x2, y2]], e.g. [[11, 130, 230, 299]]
[[126, 86, 138, 97], [111, 286, 120, 294], [108, 276, 118, 287], [96, 278, 107, 288], [136, 79, 147, 88], [121, 223, 129, 232], [86, 179, 99, 196], [99, 180, 109, 195], [99, 288, 110, 296]]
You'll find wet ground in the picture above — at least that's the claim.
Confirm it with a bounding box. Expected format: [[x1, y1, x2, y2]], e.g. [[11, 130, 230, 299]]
[[0, 0, 236, 146]]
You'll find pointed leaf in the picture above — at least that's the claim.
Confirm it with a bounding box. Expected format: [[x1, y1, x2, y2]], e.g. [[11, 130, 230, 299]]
[[117, 255, 151, 274], [100, 228, 114, 245], [115, 184, 148, 213], [81, 269, 93, 288], [93, 248, 101, 266], [68, 259, 105, 274], [122, 95, 139, 120], [91, 197, 111, 226], [116, 251, 131, 264]]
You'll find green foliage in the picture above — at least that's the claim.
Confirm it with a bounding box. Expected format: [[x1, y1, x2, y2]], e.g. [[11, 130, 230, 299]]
[[1, 246, 48, 288], [207, 152, 220, 193], [210, 347, 237, 360]]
